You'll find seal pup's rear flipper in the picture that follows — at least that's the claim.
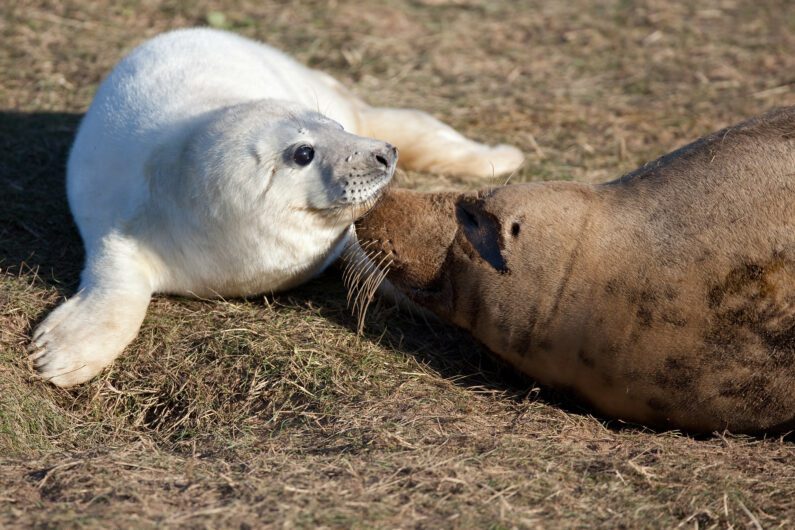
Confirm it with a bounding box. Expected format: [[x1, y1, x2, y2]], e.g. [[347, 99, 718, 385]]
[[355, 106, 523, 179], [311, 70, 523, 179]]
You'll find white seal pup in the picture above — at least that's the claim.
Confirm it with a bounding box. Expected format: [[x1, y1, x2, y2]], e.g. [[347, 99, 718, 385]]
[[29, 28, 524, 387]]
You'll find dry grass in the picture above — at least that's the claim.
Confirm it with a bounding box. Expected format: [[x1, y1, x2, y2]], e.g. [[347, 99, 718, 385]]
[[2, 0, 795, 528]]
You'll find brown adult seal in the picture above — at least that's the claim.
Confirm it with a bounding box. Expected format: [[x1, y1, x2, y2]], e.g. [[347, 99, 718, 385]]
[[354, 107, 795, 434]]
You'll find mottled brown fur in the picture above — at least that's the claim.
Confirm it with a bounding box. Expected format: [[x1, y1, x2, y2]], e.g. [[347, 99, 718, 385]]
[[356, 107, 795, 433]]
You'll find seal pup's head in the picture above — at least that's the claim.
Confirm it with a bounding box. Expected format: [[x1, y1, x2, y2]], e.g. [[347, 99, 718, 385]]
[[182, 100, 398, 228], [152, 100, 399, 295]]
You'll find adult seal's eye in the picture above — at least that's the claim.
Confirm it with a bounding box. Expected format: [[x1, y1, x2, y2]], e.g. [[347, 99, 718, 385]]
[[293, 145, 315, 166]]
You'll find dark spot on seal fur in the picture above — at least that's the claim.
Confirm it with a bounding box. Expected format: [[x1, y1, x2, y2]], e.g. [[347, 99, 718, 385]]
[[664, 286, 679, 301], [705, 256, 795, 367], [637, 307, 653, 327], [661, 314, 687, 327], [707, 262, 764, 309], [639, 290, 657, 304], [600, 342, 619, 361], [718, 374, 771, 398], [646, 397, 668, 413], [511, 222, 521, 237], [652, 356, 694, 391], [618, 286, 661, 328], [577, 348, 595, 368], [604, 278, 620, 295]]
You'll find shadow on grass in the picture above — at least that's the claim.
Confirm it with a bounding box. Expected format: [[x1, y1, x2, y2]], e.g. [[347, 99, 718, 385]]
[[0, 111, 84, 290], [280, 274, 608, 423]]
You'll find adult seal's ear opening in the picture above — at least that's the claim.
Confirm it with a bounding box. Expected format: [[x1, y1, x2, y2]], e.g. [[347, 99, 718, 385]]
[[356, 106, 795, 435]]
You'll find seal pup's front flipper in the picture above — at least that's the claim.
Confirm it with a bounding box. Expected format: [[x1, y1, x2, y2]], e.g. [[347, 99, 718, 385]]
[[29, 234, 155, 387]]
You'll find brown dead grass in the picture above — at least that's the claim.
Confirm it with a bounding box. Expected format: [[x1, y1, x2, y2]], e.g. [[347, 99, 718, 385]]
[[2, 0, 795, 528]]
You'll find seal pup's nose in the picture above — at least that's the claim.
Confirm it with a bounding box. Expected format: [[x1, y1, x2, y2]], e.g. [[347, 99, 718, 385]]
[[374, 143, 398, 169]]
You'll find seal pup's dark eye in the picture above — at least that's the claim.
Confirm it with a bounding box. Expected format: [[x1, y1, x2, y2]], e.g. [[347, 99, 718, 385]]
[[293, 145, 315, 166]]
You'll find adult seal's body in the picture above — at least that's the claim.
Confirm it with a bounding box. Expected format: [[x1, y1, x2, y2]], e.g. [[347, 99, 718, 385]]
[[356, 107, 795, 433], [30, 28, 523, 387]]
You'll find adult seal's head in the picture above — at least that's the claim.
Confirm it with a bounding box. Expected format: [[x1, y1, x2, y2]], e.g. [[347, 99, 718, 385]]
[[356, 106, 795, 434]]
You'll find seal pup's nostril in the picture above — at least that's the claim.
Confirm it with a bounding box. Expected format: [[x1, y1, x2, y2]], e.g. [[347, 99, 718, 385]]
[[373, 143, 398, 168]]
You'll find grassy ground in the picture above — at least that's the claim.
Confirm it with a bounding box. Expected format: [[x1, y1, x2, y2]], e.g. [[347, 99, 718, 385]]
[[2, 0, 795, 527]]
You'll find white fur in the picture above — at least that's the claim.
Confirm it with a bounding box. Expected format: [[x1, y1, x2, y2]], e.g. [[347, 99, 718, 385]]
[[30, 28, 524, 387]]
